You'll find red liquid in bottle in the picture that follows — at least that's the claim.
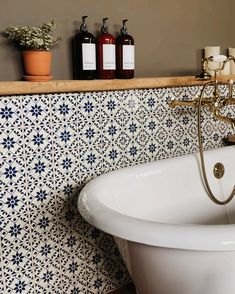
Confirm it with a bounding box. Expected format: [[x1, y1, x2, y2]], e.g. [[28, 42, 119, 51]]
[[96, 18, 116, 79]]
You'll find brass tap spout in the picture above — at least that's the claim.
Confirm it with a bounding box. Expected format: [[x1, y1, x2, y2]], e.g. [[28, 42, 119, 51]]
[[168, 97, 223, 109]]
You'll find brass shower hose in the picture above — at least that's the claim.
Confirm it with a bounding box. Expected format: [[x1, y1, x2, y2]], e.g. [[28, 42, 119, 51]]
[[197, 82, 235, 205]]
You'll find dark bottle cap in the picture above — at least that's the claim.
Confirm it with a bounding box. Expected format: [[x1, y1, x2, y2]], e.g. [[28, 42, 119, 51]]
[[101, 17, 109, 34], [121, 19, 128, 35], [80, 16, 88, 32]]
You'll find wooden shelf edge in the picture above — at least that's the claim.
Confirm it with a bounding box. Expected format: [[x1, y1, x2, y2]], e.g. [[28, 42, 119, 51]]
[[0, 76, 235, 96]]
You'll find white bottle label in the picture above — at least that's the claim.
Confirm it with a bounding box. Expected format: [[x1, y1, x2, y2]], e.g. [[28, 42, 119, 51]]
[[82, 43, 96, 70], [123, 45, 135, 70], [103, 44, 116, 70]]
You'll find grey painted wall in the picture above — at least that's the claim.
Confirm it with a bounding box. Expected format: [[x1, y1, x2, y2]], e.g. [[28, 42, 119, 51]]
[[0, 0, 234, 81]]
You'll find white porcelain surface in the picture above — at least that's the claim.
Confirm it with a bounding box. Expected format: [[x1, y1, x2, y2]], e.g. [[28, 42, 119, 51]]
[[78, 145, 235, 294]]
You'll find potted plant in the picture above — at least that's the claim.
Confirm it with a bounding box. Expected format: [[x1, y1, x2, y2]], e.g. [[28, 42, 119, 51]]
[[5, 20, 61, 81]]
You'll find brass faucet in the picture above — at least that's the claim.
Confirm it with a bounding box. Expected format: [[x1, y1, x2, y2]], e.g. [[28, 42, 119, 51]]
[[168, 55, 235, 205], [169, 55, 235, 127]]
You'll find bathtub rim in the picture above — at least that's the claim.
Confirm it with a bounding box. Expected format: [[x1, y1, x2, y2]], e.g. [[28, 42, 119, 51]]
[[78, 146, 235, 251]]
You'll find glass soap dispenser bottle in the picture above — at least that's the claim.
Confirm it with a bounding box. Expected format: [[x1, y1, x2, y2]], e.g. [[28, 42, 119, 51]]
[[96, 17, 116, 79], [73, 16, 96, 80], [116, 19, 135, 79]]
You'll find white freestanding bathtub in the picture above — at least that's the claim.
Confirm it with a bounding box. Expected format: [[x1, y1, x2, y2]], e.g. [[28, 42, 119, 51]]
[[78, 146, 235, 294]]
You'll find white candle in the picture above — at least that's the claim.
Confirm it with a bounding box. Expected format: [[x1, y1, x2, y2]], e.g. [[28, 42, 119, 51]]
[[204, 46, 220, 76]]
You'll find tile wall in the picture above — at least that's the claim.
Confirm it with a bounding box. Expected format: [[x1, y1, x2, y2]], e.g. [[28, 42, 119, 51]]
[[1, 85, 234, 293]]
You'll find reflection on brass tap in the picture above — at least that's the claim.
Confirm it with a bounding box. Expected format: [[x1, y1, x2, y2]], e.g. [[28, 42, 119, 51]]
[[213, 111, 235, 127]]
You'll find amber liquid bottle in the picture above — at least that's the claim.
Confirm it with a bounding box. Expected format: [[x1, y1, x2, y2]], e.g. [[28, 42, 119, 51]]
[[73, 16, 96, 80], [116, 19, 135, 79], [96, 17, 116, 79]]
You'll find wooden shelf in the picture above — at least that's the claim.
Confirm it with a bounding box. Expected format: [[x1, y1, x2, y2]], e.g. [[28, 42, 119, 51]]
[[0, 76, 235, 96]]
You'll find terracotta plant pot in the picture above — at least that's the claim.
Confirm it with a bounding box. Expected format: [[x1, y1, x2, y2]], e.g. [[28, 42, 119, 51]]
[[22, 50, 52, 80]]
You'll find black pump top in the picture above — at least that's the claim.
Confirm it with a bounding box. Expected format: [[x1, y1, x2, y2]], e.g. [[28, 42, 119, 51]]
[[80, 16, 88, 32], [121, 19, 128, 35], [101, 17, 109, 34]]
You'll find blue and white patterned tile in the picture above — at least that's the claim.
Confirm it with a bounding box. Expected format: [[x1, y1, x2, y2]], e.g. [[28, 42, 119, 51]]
[[134, 88, 153, 103], [79, 145, 104, 174], [21, 94, 51, 127], [115, 131, 132, 151], [0, 96, 22, 129], [154, 125, 169, 145], [102, 118, 122, 141], [102, 144, 124, 170], [30, 206, 59, 243], [141, 139, 159, 161], [53, 149, 79, 181], [77, 92, 101, 121], [26, 153, 54, 187], [33, 259, 62, 293], [53, 123, 79, 152], [34, 284, 62, 294], [154, 102, 169, 123], [1, 157, 26, 188], [31, 230, 63, 292], [159, 88, 175, 105], [135, 128, 153, 148], [1, 128, 24, 158], [61, 280, 85, 294], [58, 227, 84, 257], [171, 123, 186, 143], [53, 176, 78, 198], [217, 120, 231, 136], [122, 116, 143, 141], [54, 188, 81, 229], [23, 124, 53, 155], [0, 186, 28, 217], [60, 250, 85, 285], [78, 117, 102, 148], [122, 90, 142, 116], [32, 230, 60, 259], [170, 86, 186, 99], [27, 180, 55, 209], [50, 93, 78, 125], [100, 90, 123, 118], [1, 86, 234, 294], [142, 114, 158, 137], [121, 141, 143, 167], [109, 108, 131, 129], [3, 266, 34, 294], [3, 254, 33, 280], [1, 214, 32, 265], [141, 89, 159, 114], [31, 235, 61, 293]]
